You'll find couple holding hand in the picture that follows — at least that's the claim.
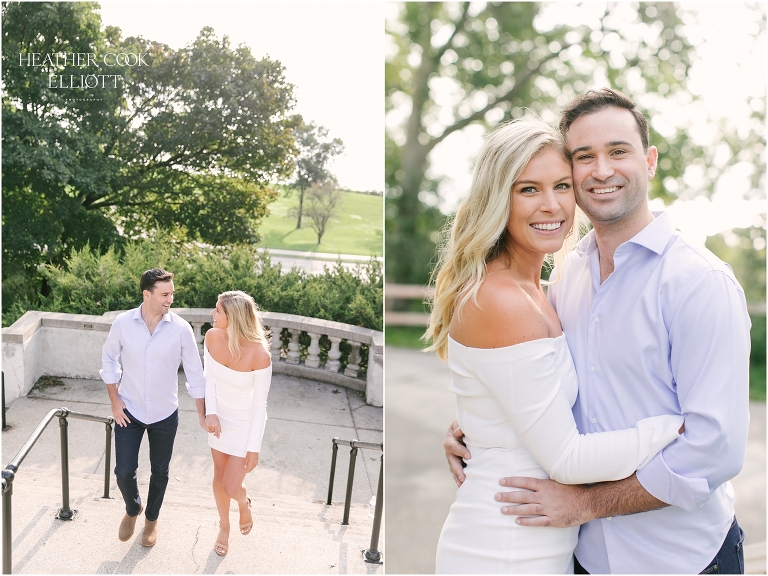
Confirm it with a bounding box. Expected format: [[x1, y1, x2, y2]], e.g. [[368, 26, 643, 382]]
[[101, 269, 271, 556]]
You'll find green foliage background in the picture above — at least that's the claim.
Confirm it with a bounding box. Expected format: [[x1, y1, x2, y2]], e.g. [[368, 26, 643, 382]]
[[385, 2, 766, 285], [3, 241, 383, 332], [2, 2, 299, 318]]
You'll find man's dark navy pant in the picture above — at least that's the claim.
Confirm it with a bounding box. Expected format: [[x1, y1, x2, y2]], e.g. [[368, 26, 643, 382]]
[[114, 409, 178, 522]]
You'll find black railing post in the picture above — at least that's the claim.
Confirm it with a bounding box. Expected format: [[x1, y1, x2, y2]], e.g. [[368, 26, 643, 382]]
[[341, 446, 358, 526], [103, 420, 113, 499], [363, 453, 384, 563], [2, 406, 114, 566], [326, 438, 339, 505], [56, 412, 75, 520], [2, 470, 14, 574], [1, 372, 8, 432]]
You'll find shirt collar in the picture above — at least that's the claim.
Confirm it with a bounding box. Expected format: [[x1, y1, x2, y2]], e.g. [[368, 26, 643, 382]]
[[573, 211, 674, 257], [574, 228, 597, 256], [133, 304, 172, 323], [624, 211, 675, 255]]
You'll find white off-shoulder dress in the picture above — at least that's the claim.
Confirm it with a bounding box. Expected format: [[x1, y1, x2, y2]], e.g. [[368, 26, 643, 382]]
[[204, 345, 272, 457], [435, 334, 683, 574]]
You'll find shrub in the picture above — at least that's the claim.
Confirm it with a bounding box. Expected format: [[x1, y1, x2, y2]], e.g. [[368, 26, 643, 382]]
[[3, 240, 382, 331]]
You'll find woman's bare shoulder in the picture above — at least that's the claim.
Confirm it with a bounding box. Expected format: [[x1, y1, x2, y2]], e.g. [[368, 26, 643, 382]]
[[449, 272, 549, 349], [243, 340, 271, 371], [204, 328, 226, 344]]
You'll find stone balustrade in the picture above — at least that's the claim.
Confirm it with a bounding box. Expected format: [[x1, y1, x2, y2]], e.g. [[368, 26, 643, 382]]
[[2, 309, 383, 407]]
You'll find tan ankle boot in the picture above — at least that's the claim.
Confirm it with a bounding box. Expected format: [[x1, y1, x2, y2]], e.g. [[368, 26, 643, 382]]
[[118, 506, 143, 542], [142, 517, 158, 547]]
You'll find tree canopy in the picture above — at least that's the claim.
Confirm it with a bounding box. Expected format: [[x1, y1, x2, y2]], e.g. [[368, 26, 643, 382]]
[[301, 178, 343, 245], [288, 121, 344, 229], [385, 2, 764, 284], [2, 2, 299, 281]]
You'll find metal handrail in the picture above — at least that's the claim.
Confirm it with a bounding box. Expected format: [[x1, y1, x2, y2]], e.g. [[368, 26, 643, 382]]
[[0, 372, 11, 432], [325, 437, 384, 564], [1, 373, 9, 432], [2, 407, 114, 574]]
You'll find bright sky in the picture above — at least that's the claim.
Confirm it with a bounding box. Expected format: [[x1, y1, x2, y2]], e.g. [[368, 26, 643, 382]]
[[392, 2, 766, 245], [98, 1, 384, 193]]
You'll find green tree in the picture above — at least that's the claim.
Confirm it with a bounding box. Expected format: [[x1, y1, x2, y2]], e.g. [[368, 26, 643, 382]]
[[706, 224, 767, 305], [2, 3, 298, 287], [386, 2, 706, 283], [107, 27, 298, 240], [298, 178, 343, 245], [289, 121, 344, 229]]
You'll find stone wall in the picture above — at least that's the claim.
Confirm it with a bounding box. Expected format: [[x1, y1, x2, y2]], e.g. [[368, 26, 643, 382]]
[[2, 309, 383, 407]]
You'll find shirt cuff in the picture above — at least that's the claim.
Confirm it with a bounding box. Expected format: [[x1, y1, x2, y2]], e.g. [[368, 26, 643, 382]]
[[636, 452, 711, 512], [185, 380, 206, 399], [99, 369, 121, 384]]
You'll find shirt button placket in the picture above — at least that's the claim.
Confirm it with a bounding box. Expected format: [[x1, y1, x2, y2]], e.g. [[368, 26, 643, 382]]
[[587, 306, 601, 432]]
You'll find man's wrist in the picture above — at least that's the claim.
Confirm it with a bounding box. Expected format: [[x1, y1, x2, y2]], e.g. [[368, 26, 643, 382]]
[[577, 484, 596, 524], [577, 474, 668, 520]]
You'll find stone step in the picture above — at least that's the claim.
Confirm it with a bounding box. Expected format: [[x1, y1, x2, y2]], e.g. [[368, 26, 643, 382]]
[[6, 467, 383, 574], [14, 466, 375, 510], [8, 466, 375, 528]]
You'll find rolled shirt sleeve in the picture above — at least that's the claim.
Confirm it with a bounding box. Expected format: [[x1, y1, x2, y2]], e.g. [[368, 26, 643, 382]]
[[636, 269, 751, 511], [100, 319, 123, 384], [181, 322, 205, 399]]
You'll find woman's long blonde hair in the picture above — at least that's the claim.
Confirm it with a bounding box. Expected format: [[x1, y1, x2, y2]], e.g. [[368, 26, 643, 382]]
[[425, 116, 581, 360], [218, 290, 267, 361]]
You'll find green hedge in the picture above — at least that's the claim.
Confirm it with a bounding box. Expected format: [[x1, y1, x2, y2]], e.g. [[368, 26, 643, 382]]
[[3, 240, 382, 331]]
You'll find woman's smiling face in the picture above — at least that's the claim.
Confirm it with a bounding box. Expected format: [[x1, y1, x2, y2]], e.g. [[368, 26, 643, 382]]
[[507, 145, 575, 256], [210, 299, 229, 330]]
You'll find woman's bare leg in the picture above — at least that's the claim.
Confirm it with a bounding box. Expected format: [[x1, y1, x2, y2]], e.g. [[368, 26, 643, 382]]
[[221, 454, 252, 533], [211, 448, 232, 553]]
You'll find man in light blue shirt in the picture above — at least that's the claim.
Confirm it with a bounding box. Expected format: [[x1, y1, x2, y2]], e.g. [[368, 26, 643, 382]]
[[446, 89, 750, 573], [101, 268, 207, 547]]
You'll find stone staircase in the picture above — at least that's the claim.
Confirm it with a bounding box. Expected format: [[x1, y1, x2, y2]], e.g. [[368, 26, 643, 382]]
[[2, 372, 383, 574], [7, 466, 380, 574]]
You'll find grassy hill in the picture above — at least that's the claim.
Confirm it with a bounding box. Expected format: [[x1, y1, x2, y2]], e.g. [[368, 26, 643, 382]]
[[258, 188, 383, 256]]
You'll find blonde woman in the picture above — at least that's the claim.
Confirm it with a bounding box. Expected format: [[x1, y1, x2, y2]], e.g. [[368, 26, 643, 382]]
[[204, 291, 272, 556], [427, 117, 683, 573]]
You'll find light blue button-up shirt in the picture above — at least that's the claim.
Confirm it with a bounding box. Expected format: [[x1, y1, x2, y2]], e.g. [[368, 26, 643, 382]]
[[100, 305, 205, 424], [549, 212, 751, 574]]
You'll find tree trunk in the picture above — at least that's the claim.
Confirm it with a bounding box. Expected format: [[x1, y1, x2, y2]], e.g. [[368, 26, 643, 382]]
[[296, 188, 305, 229]]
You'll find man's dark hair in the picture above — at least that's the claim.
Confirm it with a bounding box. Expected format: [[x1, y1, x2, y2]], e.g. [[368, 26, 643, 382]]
[[559, 88, 650, 152], [140, 268, 174, 293]]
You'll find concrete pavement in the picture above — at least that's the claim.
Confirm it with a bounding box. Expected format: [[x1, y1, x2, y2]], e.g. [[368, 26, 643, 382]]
[[384, 346, 766, 574], [2, 370, 383, 573], [257, 249, 383, 276]]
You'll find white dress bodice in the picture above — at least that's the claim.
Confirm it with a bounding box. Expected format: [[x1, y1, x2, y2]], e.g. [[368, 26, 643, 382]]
[[204, 345, 271, 457], [435, 335, 683, 573]]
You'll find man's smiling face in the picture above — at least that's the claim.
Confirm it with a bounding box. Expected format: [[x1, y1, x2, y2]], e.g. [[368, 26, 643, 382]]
[[144, 280, 174, 316], [566, 106, 658, 230]]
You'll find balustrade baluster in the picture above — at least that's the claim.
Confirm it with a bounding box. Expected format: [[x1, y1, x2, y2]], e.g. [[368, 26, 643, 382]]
[[191, 322, 204, 355], [344, 341, 362, 377], [305, 332, 322, 368], [326, 337, 342, 373], [268, 326, 283, 363], [286, 330, 301, 365]]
